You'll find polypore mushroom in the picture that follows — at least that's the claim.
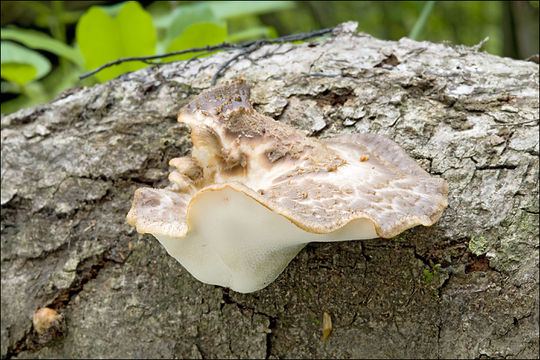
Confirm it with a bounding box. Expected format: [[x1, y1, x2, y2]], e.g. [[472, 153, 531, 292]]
[[127, 80, 448, 293]]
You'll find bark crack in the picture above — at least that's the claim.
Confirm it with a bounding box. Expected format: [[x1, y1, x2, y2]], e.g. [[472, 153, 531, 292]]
[[474, 164, 518, 171], [220, 289, 277, 359], [437, 320, 442, 359]]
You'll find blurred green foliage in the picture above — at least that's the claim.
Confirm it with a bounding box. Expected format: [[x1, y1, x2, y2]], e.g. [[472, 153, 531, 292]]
[[1, 41, 51, 84], [1, 1, 538, 115], [76, 1, 157, 81]]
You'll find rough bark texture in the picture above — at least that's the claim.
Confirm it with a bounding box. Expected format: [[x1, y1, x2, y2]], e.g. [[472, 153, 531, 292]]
[[1, 23, 539, 359]]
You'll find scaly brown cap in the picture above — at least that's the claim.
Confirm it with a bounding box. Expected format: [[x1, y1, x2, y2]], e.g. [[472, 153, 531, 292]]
[[127, 80, 448, 239]]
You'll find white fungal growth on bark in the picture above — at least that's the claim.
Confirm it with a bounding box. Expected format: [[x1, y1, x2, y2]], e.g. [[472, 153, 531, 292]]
[[127, 80, 448, 293]]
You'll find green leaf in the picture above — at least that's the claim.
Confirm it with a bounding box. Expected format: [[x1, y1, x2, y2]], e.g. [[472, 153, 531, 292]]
[[1, 81, 47, 114], [154, 1, 290, 53], [1, 41, 51, 85], [172, 5, 220, 33], [1, 81, 21, 94], [167, 4, 223, 42], [41, 62, 82, 100], [1, 94, 34, 114], [76, 1, 157, 82], [97, 2, 128, 17], [165, 23, 227, 62], [1, 63, 37, 85], [226, 26, 278, 43], [1, 27, 85, 68], [154, 3, 225, 53], [147, 2, 174, 30], [206, 1, 295, 19], [154, 3, 222, 30]]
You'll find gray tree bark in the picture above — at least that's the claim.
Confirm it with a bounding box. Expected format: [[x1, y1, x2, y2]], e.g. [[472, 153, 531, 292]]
[[1, 23, 538, 359]]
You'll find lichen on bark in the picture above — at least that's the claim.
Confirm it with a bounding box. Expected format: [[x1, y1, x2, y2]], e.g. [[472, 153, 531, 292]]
[[1, 22, 538, 358]]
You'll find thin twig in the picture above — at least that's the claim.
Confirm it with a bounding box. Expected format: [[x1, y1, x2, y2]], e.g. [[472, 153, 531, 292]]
[[472, 36, 489, 51], [79, 27, 335, 81], [211, 51, 248, 86], [178, 49, 220, 69], [79, 44, 238, 79], [211, 41, 261, 86]]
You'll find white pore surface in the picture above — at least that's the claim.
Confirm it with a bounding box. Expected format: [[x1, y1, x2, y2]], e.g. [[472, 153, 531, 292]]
[[155, 186, 377, 293]]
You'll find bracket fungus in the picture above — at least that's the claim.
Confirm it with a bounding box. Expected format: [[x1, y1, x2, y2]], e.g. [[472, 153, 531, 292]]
[[127, 80, 448, 293]]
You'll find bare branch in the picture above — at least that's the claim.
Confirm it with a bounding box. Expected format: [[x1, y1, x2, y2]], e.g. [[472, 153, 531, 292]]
[[78, 27, 335, 81]]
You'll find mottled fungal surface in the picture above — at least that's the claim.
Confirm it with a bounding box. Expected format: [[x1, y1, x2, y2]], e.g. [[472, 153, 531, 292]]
[[127, 81, 448, 292]]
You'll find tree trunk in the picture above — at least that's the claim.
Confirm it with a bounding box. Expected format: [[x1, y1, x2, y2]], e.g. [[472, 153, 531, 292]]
[[1, 22, 538, 359]]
